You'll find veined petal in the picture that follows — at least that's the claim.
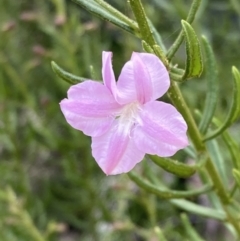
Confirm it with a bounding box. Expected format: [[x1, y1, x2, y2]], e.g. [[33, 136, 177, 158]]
[[134, 101, 188, 156], [131, 52, 153, 104], [116, 60, 137, 104], [102, 51, 117, 97], [60, 81, 121, 137], [91, 121, 145, 175], [116, 53, 153, 104], [136, 53, 170, 100], [116, 52, 170, 105]]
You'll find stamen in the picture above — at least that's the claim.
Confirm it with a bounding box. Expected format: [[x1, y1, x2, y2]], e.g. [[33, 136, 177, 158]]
[[116, 102, 142, 137]]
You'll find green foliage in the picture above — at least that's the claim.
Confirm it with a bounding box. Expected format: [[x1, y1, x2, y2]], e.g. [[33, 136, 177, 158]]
[[204, 66, 240, 140], [0, 0, 240, 240], [181, 20, 203, 79], [198, 36, 219, 134], [149, 155, 196, 178], [51, 61, 86, 84]]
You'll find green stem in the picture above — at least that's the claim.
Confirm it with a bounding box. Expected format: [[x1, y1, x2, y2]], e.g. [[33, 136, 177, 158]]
[[129, 0, 156, 46], [167, 83, 229, 204], [129, 0, 240, 236], [168, 83, 231, 204], [129, 0, 168, 66], [167, 0, 201, 60], [171, 93, 239, 229], [168, 82, 203, 149], [167, 74, 240, 236]]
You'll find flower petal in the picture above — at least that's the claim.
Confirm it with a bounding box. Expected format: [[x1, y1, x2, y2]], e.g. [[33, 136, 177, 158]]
[[131, 52, 153, 103], [102, 51, 117, 97], [134, 101, 188, 156], [91, 121, 145, 175], [137, 53, 170, 100], [115, 60, 137, 104], [60, 81, 121, 137], [116, 52, 170, 105], [116, 53, 152, 104]]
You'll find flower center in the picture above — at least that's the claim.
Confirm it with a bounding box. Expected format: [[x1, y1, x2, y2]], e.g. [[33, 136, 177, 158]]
[[116, 102, 142, 134]]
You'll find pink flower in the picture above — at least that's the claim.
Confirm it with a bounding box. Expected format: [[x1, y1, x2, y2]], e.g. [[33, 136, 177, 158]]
[[60, 52, 188, 175]]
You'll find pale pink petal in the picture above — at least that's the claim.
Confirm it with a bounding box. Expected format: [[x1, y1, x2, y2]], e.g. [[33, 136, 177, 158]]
[[116, 52, 170, 105], [131, 52, 153, 104], [133, 101, 188, 156], [91, 121, 145, 175], [60, 81, 121, 137], [116, 60, 137, 104], [116, 53, 153, 104], [136, 53, 170, 100], [102, 51, 117, 97]]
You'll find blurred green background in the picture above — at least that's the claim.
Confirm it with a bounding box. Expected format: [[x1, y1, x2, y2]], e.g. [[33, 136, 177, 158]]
[[0, 0, 239, 240]]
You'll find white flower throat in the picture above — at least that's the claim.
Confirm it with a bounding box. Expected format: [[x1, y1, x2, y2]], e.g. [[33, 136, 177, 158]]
[[116, 102, 142, 133]]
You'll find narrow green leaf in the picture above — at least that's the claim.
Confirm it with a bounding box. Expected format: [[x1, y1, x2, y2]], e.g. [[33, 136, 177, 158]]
[[142, 164, 226, 221], [198, 168, 223, 210], [231, 67, 240, 121], [181, 213, 205, 241], [169, 72, 184, 82], [198, 36, 219, 134], [167, 0, 201, 60], [170, 199, 226, 221], [233, 169, 240, 189], [204, 66, 240, 141], [169, 66, 188, 82], [206, 140, 228, 186], [94, 0, 138, 29], [222, 132, 240, 169], [71, 0, 140, 36], [128, 172, 213, 199], [170, 66, 185, 76], [149, 155, 196, 178], [196, 110, 240, 169], [181, 20, 203, 79], [212, 117, 240, 169], [51, 61, 86, 84]]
